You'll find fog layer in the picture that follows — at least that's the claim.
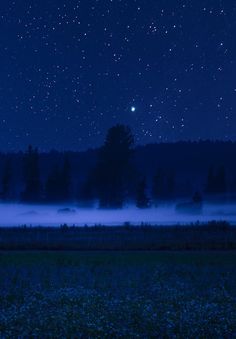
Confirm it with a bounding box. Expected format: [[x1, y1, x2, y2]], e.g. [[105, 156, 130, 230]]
[[0, 202, 235, 226]]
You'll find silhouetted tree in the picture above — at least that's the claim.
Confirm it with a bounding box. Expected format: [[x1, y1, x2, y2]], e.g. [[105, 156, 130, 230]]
[[45, 165, 61, 202], [216, 166, 227, 193], [206, 166, 215, 194], [152, 168, 164, 201], [22, 145, 41, 202], [206, 166, 227, 194], [136, 177, 149, 208], [79, 173, 95, 205], [95, 124, 134, 208], [152, 169, 175, 201], [61, 154, 71, 201], [1, 158, 12, 201], [166, 171, 175, 198], [45, 155, 71, 202], [192, 191, 202, 204]]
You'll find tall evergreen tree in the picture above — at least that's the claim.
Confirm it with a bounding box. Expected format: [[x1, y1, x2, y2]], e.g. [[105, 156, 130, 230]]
[[206, 166, 215, 194], [95, 124, 134, 208], [192, 191, 202, 204], [45, 165, 61, 202], [1, 158, 12, 201], [136, 177, 149, 208], [152, 168, 175, 201], [206, 166, 227, 194], [45, 155, 71, 202], [79, 173, 95, 205], [61, 154, 71, 201], [216, 166, 226, 193], [22, 145, 41, 202], [152, 168, 164, 201], [166, 171, 175, 198]]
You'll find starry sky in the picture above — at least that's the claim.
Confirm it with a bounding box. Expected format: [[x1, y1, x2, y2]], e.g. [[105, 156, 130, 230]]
[[0, 0, 236, 151]]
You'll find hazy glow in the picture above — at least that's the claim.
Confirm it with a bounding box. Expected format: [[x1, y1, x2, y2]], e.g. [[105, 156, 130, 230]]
[[0, 202, 235, 227]]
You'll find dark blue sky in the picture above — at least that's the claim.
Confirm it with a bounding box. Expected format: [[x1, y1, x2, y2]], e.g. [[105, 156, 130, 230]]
[[0, 0, 236, 151]]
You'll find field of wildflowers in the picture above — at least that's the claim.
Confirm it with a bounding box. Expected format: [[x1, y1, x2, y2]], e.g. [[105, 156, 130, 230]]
[[0, 251, 236, 338]]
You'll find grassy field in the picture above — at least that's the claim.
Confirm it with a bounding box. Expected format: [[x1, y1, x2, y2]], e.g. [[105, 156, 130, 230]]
[[0, 222, 236, 250], [0, 251, 236, 338]]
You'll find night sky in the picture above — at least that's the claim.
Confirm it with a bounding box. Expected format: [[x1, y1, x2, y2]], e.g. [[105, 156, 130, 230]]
[[0, 0, 236, 151]]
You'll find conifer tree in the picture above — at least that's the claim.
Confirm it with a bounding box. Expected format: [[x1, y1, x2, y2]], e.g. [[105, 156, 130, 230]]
[[61, 154, 71, 201], [152, 168, 163, 201], [45, 165, 61, 202], [206, 166, 215, 194], [22, 145, 41, 202], [216, 166, 226, 194], [45, 155, 71, 202], [95, 124, 134, 208], [1, 158, 12, 201], [136, 177, 149, 208]]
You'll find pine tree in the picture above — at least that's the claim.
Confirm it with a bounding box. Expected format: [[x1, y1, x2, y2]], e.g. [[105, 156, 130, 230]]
[[136, 177, 149, 208], [206, 166, 215, 194], [206, 166, 227, 194], [22, 145, 41, 202], [192, 191, 202, 204], [45, 156, 71, 202], [61, 154, 71, 201], [45, 165, 61, 202], [95, 124, 134, 208], [152, 169, 163, 201], [79, 173, 94, 205], [166, 171, 175, 198], [1, 158, 12, 201], [216, 166, 226, 193]]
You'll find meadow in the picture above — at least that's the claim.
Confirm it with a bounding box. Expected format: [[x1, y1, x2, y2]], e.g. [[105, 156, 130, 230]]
[[0, 222, 235, 250], [0, 251, 236, 338]]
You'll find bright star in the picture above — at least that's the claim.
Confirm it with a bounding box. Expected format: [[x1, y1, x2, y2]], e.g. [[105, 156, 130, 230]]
[[131, 106, 136, 112]]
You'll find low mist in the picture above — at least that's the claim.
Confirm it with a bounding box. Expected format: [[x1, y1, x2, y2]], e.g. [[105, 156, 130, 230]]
[[0, 201, 236, 227]]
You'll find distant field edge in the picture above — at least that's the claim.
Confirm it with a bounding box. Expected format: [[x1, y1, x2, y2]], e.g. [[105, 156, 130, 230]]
[[0, 222, 236, 251]]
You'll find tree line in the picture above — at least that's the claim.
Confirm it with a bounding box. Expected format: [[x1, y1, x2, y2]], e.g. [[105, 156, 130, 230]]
[[0, 124, 231, 207]]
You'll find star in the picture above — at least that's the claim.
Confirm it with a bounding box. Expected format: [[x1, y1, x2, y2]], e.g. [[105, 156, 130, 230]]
[[0, 0, 235, 150]]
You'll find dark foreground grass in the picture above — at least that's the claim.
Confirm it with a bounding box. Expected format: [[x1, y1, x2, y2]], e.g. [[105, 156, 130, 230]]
[[0, 251, 236, 338], [0, 221, 236, 250]]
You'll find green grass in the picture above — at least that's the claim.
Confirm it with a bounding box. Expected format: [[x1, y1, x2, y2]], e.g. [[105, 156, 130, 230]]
[[0, 251, 236, 338]]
